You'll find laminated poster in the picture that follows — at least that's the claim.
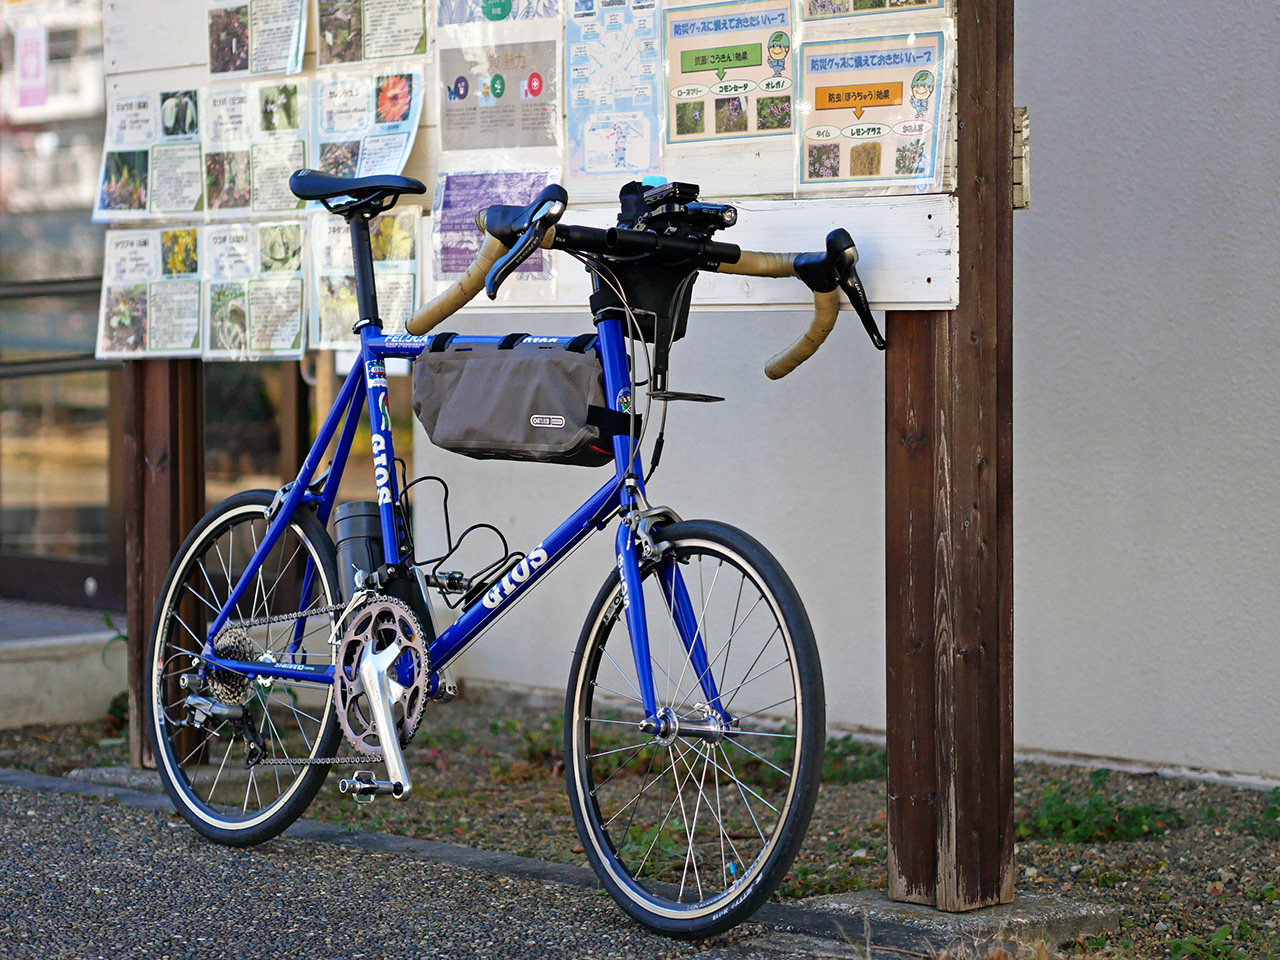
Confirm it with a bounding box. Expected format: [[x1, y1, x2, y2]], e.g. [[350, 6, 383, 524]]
[[208, 0, 307, 77], [798, 31, 949, 191], [94, 90, 204, 222], [203, 79, 310, 215], [566, 0, 662, 182], [432, 170, 555, 295], [801, 0, 943, 22], [97, 227, 204, 358], [437, 0, 560, 28], [664, 0, 794, 145], [311, 207, 420, 348], [439, 42, 560, 153], [312, 66, 425, 185], [203, 221, 308, 359], [317, 0, 428, 66]]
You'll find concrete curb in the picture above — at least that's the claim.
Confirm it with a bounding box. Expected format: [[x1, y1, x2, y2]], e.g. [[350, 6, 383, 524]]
[[0, 767, 1118, 956]]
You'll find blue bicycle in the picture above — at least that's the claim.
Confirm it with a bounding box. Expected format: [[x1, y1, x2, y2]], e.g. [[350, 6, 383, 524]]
[[146, 172, 882, 937]]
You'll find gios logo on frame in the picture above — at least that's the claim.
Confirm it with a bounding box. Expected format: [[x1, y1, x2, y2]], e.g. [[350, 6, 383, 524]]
[[482, 547, 550, 609], [371, 431, 393, 505]]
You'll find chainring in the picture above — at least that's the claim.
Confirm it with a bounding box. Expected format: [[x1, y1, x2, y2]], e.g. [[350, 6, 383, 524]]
[[334, 596, 429, 757]]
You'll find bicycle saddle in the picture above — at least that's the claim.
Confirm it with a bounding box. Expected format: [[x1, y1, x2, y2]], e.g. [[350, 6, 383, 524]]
[[289, 169, 426, 202]]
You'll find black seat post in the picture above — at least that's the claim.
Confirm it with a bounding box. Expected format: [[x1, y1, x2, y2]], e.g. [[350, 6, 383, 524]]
[[347, 210, 381, 332]]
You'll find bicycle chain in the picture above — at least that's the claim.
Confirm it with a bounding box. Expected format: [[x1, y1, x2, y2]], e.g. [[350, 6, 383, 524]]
[[258, 755, 368, 766], [219, 602, 350, 633]]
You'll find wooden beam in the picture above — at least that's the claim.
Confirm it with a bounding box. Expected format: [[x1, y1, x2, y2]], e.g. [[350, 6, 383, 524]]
[[125, 359, 204, 769], [884, 0, 1014, 911], [279, 360, 310, 484]]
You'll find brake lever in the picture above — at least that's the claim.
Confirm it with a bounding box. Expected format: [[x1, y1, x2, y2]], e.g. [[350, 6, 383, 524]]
[[485, 197, 566, 299], [828, 230, 885, 351]]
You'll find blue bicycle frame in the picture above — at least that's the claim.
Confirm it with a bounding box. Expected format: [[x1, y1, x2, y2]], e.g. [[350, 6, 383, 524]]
[[198, 315, 727, 727]]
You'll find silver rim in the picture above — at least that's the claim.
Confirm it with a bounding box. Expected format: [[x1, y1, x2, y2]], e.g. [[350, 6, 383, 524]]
[[150, 503, 338, 832], [571, 536, 806, 921]]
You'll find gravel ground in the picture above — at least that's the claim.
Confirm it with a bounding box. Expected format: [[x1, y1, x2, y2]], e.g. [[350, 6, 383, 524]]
[[3, 685, 1278, 959]]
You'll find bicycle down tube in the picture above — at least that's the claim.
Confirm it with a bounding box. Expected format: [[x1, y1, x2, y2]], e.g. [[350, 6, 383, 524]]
[[198, 320, 728, 727]]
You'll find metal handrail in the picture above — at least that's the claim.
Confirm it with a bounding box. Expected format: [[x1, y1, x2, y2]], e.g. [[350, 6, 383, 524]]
[[0, 277, 102, 300]]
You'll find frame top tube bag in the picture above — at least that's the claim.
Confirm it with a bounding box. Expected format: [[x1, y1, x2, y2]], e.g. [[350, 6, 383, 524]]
[[412, 334, 629, 468]]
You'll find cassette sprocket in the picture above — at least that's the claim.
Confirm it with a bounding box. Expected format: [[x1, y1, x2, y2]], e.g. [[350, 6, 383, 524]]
[[334, 596, 428, 757]]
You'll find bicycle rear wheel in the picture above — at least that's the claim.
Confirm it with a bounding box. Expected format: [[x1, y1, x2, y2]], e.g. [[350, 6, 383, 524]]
[[564, 520, 825, 938], [146, 490, 344, 847]]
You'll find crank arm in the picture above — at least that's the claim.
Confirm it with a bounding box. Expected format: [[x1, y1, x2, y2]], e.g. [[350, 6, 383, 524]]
[[355, 639, 414, 799]]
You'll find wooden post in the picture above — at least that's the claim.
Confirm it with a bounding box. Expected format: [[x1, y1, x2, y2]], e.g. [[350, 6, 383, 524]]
[[884, 0, 1014, 910], [125, 359, 204, 769], [279, 360, 311, 484]]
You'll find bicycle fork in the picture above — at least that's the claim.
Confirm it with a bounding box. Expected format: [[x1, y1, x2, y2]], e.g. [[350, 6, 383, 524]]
[[615, 522, 732, 743]]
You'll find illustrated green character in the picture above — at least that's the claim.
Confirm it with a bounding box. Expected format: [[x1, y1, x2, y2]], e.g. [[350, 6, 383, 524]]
[[767, 32, 790, 77], [910, 70, 935, 118]]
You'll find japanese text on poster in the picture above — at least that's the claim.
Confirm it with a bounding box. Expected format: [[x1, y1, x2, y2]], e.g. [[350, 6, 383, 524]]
[[203, 220, 308, 359], [311, 207, 420, 348], [566, 0, 661, 183], [317, 0, 428, 66], [439, 42, 560, 154], [665, 0, 793, 145], [94, 90, 204, 222], [312, 65, 424, 183], [798, 31, 949, 191], [203, 79, 309, 215], [96, 227, 203, 358], [432, 170, 555, 298], [208, 0, 307, 77]]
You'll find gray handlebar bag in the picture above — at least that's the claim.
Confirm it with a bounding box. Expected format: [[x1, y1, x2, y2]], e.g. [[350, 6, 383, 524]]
[[412, 336, 618, 468]]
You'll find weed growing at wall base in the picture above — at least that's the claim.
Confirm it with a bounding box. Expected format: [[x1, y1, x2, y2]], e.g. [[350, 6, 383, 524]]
[[1017, 769, 1182, 843]]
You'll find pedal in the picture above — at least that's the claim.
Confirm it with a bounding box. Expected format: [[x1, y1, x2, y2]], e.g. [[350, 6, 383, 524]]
[[338, 770, 403, 803]]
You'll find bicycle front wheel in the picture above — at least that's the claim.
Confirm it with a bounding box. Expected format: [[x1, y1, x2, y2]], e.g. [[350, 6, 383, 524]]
[[564, 520, 825, 938], [147, 490, 344, 847]]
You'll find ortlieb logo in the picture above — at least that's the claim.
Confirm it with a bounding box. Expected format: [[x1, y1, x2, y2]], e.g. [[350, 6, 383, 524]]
[[530, 415, 565, 428]]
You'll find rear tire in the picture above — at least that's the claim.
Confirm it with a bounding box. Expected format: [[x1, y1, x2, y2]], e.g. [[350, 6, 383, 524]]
[[564, 520, 824, 938], [146, 490, 344, 847]]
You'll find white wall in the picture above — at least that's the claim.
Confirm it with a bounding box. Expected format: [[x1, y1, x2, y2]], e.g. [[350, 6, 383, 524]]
[[1012, 1, 1280, 776], [416, 1, 1280, 779]]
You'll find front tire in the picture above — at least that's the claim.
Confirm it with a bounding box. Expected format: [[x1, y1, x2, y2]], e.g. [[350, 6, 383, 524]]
[[564, 520, 825, 938], [146, 490, 344, 847]]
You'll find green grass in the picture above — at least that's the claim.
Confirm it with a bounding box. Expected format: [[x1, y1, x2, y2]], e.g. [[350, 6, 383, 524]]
[[1017, 769, 1182, 844]]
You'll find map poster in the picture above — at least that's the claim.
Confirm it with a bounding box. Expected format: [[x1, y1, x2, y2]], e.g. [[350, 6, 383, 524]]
[[797, 31, 949, 191], [96, 227, 203, 359], [311, 207, 420, 349], [317, 0, 428, 66], [801, 0, 944, 22], [566, 0, 662, 184], [94, 90, 204, 222], [439, 41, 560, 153], [203, 220, 308, 360], [437, 0, 560, 28], [311, 65, 425, 185], [208, 0, 307, 77], [664, 0, 793, 145], [431, 170, 555, 299]]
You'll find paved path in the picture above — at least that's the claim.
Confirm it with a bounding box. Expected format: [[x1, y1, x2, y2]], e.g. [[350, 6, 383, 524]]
[[0, 769, 946, 960]]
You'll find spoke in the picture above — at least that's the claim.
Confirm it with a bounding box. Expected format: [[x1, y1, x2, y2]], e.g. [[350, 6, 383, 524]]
[[722, 736, 792, 780], [591, 680, 643, 705], [716, 655, 788, 706], [726, 728, 798, 740], [197, 557, 224, 612], [169, 611, 205, 649], [602, 756, 667, 828], [183, 582, 221, 616], [700, 747, 779, 814], [677, 743, 711, 902], [718, 743, 767, 843], [265, 693, 323, 727], [588, 739, 652, 794], [723, 626, 782, 713], [733, 696, 797, 725], [589, 741, 653, 760], [671, 559, 722, 714], [602, 647, 644, 702], [670, 739, 748, 893], [635, 745, 700, 879], [720, 576, 747, 694], [209, 736, 235, 807]]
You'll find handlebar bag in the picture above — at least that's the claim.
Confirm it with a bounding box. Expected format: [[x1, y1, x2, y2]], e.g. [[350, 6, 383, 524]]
[[411, 335, 622, 468]]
